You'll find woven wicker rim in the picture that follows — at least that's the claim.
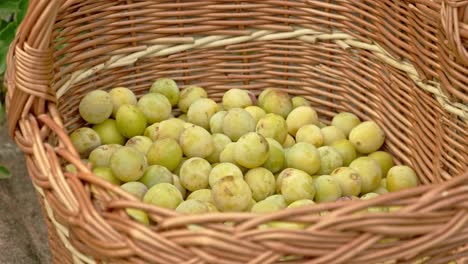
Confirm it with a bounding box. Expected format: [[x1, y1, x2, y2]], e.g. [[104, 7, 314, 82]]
[[4, 0, 468, 263], [54, 28, 467, 120]]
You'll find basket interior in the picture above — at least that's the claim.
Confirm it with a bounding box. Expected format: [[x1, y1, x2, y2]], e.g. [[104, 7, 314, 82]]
[[51, 1, 466, 185]]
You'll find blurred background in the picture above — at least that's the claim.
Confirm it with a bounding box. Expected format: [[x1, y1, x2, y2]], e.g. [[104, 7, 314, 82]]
[[0, 1, 51, 263]]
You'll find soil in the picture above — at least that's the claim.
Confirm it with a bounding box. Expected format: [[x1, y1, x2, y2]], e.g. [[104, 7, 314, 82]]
[[0, 123, 51, 264]]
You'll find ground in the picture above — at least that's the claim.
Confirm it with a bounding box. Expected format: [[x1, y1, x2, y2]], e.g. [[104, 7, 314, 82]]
[[0, 123, 51, 264]]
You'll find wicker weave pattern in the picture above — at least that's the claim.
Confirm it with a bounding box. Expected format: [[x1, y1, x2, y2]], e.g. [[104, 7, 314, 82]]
[[4, 0, 468, 263]]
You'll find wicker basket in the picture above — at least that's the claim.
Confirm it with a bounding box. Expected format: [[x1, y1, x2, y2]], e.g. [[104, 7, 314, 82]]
[[4, 0, 468, 263]]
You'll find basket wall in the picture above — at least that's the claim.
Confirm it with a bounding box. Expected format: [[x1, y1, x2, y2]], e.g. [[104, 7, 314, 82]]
[[5, 0, 468, 263]]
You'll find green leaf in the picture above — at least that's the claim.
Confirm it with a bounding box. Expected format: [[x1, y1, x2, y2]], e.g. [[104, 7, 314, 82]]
[[0, 0, 18, 21], [0, 20, 7, 30], [0, 45, 8, 75], [0, 21, 17, 75], [0, 0, 18, 11], [0, 12, 13, 23], [0, 20, 17, 45], [16, 0, 28, 23], [0, 165, 11, 179]]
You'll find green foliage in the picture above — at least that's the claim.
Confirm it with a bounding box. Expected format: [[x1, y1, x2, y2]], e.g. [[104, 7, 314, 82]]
[[0, 0, 28, 74], [0, 165, 11, 179], [0, 0, 28, 173]]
